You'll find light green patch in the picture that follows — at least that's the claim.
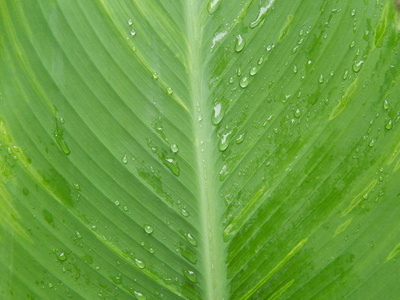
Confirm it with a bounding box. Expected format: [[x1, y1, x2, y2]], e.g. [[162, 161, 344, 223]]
[[342, 179, 378, 216], [278, 14, 294, 42], [334, 218, 353, 237], [330, 78, 359, 120]]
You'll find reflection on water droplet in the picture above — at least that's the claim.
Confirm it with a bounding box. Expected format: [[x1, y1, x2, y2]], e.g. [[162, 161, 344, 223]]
[[240, 76, 249, 88], [183, 270, 198, 283], [148, 247, 155, 254], [144, 225, 153, 234], [130, 29, 136, 36], [134, 258, 146, 269], [171, 144, 179, 153], [235, 34, 245, 52], [128, 19, 133, 26], [122, 154, 128, 164]]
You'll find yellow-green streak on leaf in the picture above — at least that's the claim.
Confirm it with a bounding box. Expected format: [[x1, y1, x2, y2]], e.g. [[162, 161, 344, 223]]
[[329, 78, 359, 120], [278, 14, 294, 42], [267, 279, 295, 300], [240, 238, 308, 300], [342, 179, 378, 216], [334, 218, 353, 237], [374, 4, 389, 48], [386, 241, 400, 261]]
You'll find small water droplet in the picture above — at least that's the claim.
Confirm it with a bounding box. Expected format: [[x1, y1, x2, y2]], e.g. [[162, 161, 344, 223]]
[[185, 232, 198, 247], [123, 205, 129, 211], [318, 74, 324, 84], [352, 60, 364, 73], [171, 144, 179, 153], [181, 208, 190, 217], [128, 19, 133, 26], [167, 87, 173, 95], [164, 157, 180, 176], [239, 76, 249, 88], [250, 66, 258, 76], [229, 77, 234, 84], [294, 108, 302, 118], [73, 183, 80, 191], [236, 133, 245, 144], [152, 73, 159, 80], [114, 200, 120, 206], [148, 247, 155, 254], [293, 65, 298, 73], [76, 231, 82, 239], [130, 29, 136, 36], [144, 225, 153, 234], [235, 34, 245, 52], [383, 99, 389, 110], [183, 270, 198, 283], [385, 119, 393, 130], [343, 69, 349, 80], [237, 68, 242, 76], [57, 252, 67, 261], [351, 9, 356, 16], [369, 139, 376, 147], [258, 55, 264, 65], [349, 41, 355, 48], [112, 275, 122, 285], [122, 154, 128, 164], [134, 258, 146, 269]]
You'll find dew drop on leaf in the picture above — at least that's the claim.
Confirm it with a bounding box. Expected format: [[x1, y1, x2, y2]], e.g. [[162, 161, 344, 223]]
[[239, 76, 249, 88], [171, 144, 179, 153], [144, 225, 153, 234], [235, 34, 245, 52], [236, 133, 245, 144], [134, 258, 146, 269], [212, 102, 225, 125], [183, 269, 198, 283], [352, 60, 364, 73], [130, 29, 136, 36], [122, 154, 128, 164], [294, 108, 302, 118], [207, 0, 222, 15], [167, 87, 173, 95], [250, 66, 258, 76], [383, 99, 389, 110], [185, 232, 198, 247], [128, 19, 133, 26], [219, 131, 232, 152], [57, 252, 67, 261], [181, 208, 190, 217], [385, 120, 393, 130]]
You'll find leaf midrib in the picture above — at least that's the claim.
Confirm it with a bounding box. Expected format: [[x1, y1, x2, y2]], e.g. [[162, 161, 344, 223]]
[[185, 1, 227, 299]]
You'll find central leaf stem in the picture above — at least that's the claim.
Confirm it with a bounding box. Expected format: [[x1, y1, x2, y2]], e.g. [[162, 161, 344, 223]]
[[185, 1, 227, 299]]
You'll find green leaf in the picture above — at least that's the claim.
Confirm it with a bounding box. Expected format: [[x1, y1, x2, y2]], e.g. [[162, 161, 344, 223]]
[[1, 0, 400, 299]]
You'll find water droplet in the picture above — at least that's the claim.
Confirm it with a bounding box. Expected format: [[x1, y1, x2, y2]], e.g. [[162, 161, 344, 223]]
[[131, 290, 146, 300], [114, 200, 120, 206], [152, 73, 159, 80], [219, 131, 232, 152], [164, 157, 180, 176], [212, 102, 225, 125], [122, 154, 128, 164], [167, 87, 173, 95], [349, 41, 355, 48], [235, 34, 245, 52], [352, 60, 364, 73], [236, 133, 245, 144], [184, 232, 198, 247], [294, 108, 302, 118], [128, 19, 133, 26], [343, 69, 349, 80], [73, 183, 80, 191], [258, 56, 264, 65], [183, 270, 198, 283], [57, 252, 67, 261], [60, 117, 65, 124], [144, 225, 153, 234], [239, 76, 249, 88], [207, 0, 222, 14], [237, 68, 242, 76], [112, 275, 122, 285], [148, 247, 155, 254], [318, 74, 324, 84], [181, 208, 190, 217], [130, 29, 136, 36], [369, 139, 376, 147], [250, 1, 274, 28], [383, 99, 389, 110], [171, 144, 179, 153], [386, 119, 393, 130], [229, 77, 234, 84], [293, 65, 298, 73], [123, 205, 129, 211], [351, 9, 356, 16], [250, 66, 258, 76], [134, 258, 146, 269], [180, 246, 197, 264], [91, 225, 97, 231], [76, 231, 82, 239]]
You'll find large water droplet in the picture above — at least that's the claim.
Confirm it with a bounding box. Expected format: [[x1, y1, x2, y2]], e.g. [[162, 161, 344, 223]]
[[250, 1, 275, 28], [212, 102, 225, 125], [352, 60, 364, 73], [239, 76, 249, 88], [235, 34, 245, 52], [250, 66, 258, 76], [385, 119, 393, 130], [134, 258, 146, 269], [219, 131, 232, 152], [144, 225, 153, 234], [171, 144, 179, 153], [185, 232, 198, 247]]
